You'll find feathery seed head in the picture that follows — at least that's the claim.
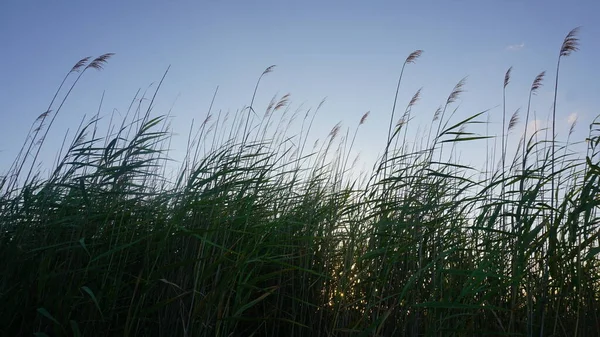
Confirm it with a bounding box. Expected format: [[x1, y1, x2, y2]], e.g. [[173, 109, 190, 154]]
[[359, 111, 370, 125], [569, 116, 577, 136], [274, 93, 290, 111], [447, 77, 467, 105], [317, 97, 327, 111], [265, 94, 277, 116], [504, 66, 512, 88], [329, 122, 341, 140], [201, 114, 212, 127], [262, 65, 276, 76], [531, 71, 545, 94], [396, 118, 406, 129], [560, 27, 581, 57], [36, 110, 52, 121], [409, 88, 422, 108], [70, 56, 92, 73], [86, 53, 115, 71], [74, 131, 88, 147], [405, 50, 423, 64], [508, 108, 520, 131], [433, 106, 442, 121]]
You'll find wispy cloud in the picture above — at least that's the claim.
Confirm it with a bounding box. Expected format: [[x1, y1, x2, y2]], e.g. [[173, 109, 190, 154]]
[[506, 42, 525, 51], [526, 119, 545, 137], [567, 112, 578, 125]]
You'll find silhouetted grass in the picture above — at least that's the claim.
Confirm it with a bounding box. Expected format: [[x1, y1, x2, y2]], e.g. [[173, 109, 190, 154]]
[[1, 28, 599, 337]]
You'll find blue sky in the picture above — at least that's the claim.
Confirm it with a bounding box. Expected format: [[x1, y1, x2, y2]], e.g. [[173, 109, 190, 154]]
[[1, 0, 599, 179]]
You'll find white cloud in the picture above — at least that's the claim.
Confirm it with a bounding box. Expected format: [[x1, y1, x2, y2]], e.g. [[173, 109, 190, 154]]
[[526, 119, 545, 138], [567, 112, 578, 125], [506, 42, 525, 51]]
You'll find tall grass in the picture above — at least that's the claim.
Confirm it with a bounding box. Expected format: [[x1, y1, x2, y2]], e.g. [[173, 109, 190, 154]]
[[1, 28, 599, 337]]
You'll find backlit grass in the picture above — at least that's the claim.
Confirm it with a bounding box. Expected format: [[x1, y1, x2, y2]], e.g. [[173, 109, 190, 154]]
[[1, 28, 599, 337]]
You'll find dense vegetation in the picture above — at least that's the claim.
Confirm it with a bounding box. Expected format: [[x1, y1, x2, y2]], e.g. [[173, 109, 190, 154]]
[[1, 28, 599, 336]]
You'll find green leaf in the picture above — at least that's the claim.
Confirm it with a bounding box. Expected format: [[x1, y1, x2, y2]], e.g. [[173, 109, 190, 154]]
[[233, 286, 278, 317], [440, 135, 493, 143], [586, 247, 600, 259], [81, 286, 104, 319], [37, 307, 61, 326], [70, 320, 82, 337], [79, 237, 90, 256]]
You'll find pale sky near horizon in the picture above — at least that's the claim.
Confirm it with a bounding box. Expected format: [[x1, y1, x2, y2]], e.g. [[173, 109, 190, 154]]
[[1, 0, 599, 180]]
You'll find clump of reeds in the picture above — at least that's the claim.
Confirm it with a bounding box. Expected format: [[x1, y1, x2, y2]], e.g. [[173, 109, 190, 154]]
[[1, 27, 598, 337]]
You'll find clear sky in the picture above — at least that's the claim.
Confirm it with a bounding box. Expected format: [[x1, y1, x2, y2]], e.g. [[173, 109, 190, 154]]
[[1, 0, 599, 179]]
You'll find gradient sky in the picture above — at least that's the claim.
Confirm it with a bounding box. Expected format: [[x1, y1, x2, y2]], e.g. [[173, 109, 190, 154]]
[[1, 0, 599, 179]]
